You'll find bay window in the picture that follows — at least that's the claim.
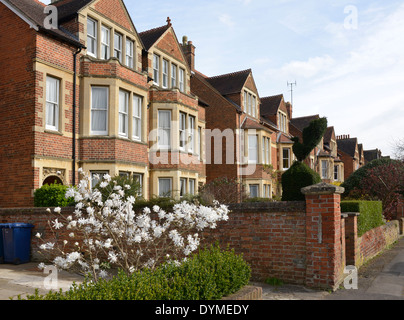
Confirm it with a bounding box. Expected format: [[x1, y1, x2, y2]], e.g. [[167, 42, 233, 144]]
[[248, 135, 258, 163]]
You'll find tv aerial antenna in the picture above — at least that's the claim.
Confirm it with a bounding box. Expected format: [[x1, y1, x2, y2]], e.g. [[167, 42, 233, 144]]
[[287, 81, 297, 106]]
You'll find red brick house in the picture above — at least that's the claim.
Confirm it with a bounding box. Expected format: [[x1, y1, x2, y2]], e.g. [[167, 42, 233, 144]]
[[337, 135, 363, 180], [0, 0, 206, 207]]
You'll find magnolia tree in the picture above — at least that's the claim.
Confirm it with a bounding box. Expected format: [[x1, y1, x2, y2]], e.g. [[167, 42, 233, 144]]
[[37, 169, 229, 282]]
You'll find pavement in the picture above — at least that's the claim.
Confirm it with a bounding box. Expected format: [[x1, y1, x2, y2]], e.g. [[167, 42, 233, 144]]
[[0, 236, 403, 300]]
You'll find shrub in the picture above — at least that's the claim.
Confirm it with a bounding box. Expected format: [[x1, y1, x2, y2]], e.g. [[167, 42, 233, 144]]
[[198, 177, 247, 205], [281, 162, 321, 201], [341, 201, 384, 236], [24, 245, 251, 301], [342, 158, 399, 197], [34, 183, 74, 208]]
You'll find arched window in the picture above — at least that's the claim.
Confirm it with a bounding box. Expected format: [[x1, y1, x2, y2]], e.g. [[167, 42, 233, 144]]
[[43, 176, 63, 186]]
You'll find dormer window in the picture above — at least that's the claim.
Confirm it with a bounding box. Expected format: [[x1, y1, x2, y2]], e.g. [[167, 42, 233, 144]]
[[278, 111, 287, 133], [244, 90, 257, 118]]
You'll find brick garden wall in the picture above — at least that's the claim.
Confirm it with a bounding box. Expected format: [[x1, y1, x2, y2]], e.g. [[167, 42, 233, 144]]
[[202, 202, 307, 284], [0, 183, 403, 291]]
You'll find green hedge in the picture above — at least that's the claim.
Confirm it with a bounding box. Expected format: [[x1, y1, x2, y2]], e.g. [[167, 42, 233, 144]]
[[24, 244, 251, 300], [341, 201, 384, 236], [281, 161, 322, 201], [34, 183, 75, 208]]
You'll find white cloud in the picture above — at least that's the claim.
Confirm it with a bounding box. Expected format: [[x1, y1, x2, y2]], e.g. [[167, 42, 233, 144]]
[[218, 14, 235, 28]]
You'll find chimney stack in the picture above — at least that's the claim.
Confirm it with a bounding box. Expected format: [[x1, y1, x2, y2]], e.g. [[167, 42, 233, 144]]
[[285, 102, 293, 120], [181, 35, 196, 71]]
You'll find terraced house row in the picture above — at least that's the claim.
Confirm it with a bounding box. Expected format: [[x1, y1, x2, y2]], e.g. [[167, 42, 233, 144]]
[[0, 0, 380, 208]]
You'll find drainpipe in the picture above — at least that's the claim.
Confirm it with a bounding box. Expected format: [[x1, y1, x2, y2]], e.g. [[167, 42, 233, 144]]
[[72, 46, 83, 186]]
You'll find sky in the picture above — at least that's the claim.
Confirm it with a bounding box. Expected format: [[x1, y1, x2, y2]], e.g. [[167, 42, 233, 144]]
[[45, 0, 404, 157]]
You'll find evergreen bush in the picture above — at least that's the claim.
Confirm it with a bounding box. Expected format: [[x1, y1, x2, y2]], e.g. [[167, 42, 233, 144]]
[[34, 183, 75, 208], [341, 201, 384, 236], [281, 162, 321, 201], [24, 244, 251, 301]]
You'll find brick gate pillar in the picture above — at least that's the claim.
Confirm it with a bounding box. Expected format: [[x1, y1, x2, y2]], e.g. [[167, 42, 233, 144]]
[[301, 182, 345, 290], [343, 212, 360, 267]]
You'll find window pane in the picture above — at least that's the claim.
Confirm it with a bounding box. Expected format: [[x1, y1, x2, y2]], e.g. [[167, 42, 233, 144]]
[[87, 18, 97, 57], [189, 116, 195, 152], [91, 87, 108, 134], [179, 69, 184, 91], [119, 90, 128, 136], [114, 33, 122, 62], [101, 26, 110, 59], [179, 112, 186, 149], [171, 65, 177, 87], [133, 95, 142, 140], [283, 148, 290, 169], [46, 76, 59, 130], [153, 55, 160, 85], [248, 135, 258, 163], [189, 179, 195, 195], [126, 40, 134, 68], [158, 110, 171, 148], [159, 178, 172, 197], [162, 59, 168, 88], [249, 185, 259, 198], [180, 178, 187, 197]]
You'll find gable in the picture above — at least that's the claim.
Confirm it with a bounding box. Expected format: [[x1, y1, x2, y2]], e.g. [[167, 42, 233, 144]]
[[244, 73, 259, 97], [155, 29, 185, 64], [92, 0, 134, 32]]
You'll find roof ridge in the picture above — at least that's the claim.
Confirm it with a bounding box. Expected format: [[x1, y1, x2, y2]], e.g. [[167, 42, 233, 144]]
[[261, 94, 283, 100], [207, 68, 251, 80], [139, 24, 169, 35]]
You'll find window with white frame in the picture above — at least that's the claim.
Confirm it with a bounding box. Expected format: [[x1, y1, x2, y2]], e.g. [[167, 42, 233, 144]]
[[171, 64, 177, 88], [158, 110, 171, 149], [179, 112, 186, 150], [46, 76, 60, 131], [188, 116, 195, 153], [119, 89, 129, 137], [133, 173, 143, 195], [252, 96, 256, 117], [133, 95, 142, 141], [198, 127, 202, 160], [249, 185, 259, 198], [244, 91, 248, 113], [282, 148, 290, 169], [153, 54, 160, 85], [87, 17, 97, 57], [279, 112, 287, 133], [334, 165, 339, 181], [91, 86, 108, 135], [126, 39, 134, 68], [179, 68, 185, 92], [262, 137, 266, 164], [321, 160, 328, 179], [101, 25, 110, 60], [248, 94, 252, 115], [189, 179, 196, 195], [159, 178, 172, 197], [180, 178, 187, 198], [248, 135, 258, 163], [266, 138, 270, 165], [114, 33, 123, 62], [162, 59, 168, 88]]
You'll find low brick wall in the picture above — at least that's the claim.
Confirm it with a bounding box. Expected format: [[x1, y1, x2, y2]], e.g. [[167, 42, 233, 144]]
[[0, 207, 76, 261], [202, 202, 307, 284], [357, 220, 402, 267]]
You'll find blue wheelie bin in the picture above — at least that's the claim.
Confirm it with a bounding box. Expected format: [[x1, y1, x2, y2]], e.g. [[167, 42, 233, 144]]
[[0, 224, 10, 264], [2, 223, 34, 265]]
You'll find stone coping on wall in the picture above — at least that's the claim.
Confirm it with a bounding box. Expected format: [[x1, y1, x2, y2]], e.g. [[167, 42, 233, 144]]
[[228, 201, 306, 213], [222, 286, 263, 300]]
